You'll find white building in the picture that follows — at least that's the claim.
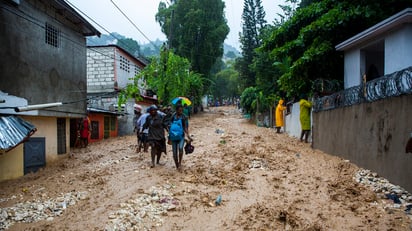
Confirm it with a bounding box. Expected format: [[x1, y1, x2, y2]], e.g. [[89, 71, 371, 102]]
[[336, 8, 412, 88]]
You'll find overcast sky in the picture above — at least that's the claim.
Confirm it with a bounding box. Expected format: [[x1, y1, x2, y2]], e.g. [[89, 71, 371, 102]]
[[67, 0, 284, 50]]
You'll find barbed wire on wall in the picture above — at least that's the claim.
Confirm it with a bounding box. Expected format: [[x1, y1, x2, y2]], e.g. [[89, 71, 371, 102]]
[[313, 66, 412, 112]]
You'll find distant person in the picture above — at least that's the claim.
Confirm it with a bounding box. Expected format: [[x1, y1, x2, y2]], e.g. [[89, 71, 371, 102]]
[[299, 95, 312, 143], [143, 105, 168, 168], [183, 104, 191, 119], [168, 105, 191, 171], [79, 116, 91, 148], [133, 104, 143, 153], [275, 99, 286, 133]]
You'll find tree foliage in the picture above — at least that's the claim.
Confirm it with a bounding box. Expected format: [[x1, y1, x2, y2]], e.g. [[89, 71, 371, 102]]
[[256, 0, 412, 98], [156, 0, 229, 87], [238, 0, 267, 89], [116, 38, 140, 57], [119, 47, 204, 107], [211, 61, 241, 102]]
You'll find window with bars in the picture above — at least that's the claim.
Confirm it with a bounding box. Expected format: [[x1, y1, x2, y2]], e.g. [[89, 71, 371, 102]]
[[45, 23, 60, 48]]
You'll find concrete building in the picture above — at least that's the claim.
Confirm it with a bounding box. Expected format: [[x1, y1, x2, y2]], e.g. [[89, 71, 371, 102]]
[[86, 45, 154, 137], [336, 8, 412, 88], [0, 0, 99, 181]]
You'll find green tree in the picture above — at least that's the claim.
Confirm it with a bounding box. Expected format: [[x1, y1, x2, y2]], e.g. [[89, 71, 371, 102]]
[[212, 61, 240, 102], [119, 47, 204, 107], [156, 0, 229, 91], [238, 0, 267, 89], [116, 38, 140, 57], [258, 0, 412, 98], [240, 86, 257, 114]]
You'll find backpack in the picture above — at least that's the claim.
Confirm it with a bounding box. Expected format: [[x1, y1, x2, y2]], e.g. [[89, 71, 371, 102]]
[[169, 115, 184, 141]]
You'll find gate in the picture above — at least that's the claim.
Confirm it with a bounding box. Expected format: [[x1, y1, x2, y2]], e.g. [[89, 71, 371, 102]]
[[24, 137, 46, 174]]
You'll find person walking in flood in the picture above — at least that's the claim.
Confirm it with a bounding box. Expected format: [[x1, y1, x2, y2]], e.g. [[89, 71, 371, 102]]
[[275, 99, 286, 133], [299, 95, 312, 143], [168, 104, 191, 171], [143, 105, 168, 168], [133, 104, 143, 152]]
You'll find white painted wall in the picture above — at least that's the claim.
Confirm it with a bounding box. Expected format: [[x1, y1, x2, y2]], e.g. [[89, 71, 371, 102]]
[[285, 102, 312, 142], [385, 24, 412, 74], [344, 24, 412, 88], [344, 49, 362, 88], [285, 102, 301, 138]]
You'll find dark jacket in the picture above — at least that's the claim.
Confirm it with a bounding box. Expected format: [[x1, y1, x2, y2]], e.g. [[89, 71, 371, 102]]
[[143, 113, 168, 141]]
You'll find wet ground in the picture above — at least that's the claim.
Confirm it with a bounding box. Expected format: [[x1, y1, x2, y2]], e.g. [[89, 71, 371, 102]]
[[0, 106, 411, 230]]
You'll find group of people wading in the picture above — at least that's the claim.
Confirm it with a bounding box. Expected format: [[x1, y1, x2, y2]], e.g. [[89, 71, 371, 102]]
[[133, 102, 192, 171]]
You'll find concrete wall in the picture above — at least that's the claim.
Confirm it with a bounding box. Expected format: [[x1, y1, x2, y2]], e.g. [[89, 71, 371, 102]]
[[344, 50, 362, 88], [285, 102, 313, 142], [344, 24, 412, 90], [22, 116, 70, 162], [313, 94, 412, 192], [114, 48, 142, 89], [0, 115, 71, 181], [0, 146, 23, 181], [87, 46, 145, 94], [118, 99, 136, 136], [285, 102, 302, 138], [87, 47, 116, 93], [385, 24, 412, 74], [0, 0, 87, 117]]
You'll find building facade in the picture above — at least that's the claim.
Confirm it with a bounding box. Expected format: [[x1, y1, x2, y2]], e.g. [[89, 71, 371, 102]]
[[86, 45, 152, 136], [313, 8, 412, 192], [0, 0, 99, 181]]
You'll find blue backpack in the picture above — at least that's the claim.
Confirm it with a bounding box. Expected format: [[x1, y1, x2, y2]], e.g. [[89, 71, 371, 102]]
[[169, 115, 184, 141]]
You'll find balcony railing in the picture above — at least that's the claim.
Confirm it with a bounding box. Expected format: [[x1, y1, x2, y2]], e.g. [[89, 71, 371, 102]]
[[313, 66, 412, 112]]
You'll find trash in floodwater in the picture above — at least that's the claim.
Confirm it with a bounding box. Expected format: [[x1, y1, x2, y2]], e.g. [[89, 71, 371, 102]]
[[386, 194, 401, 204], [215, 129, 224, 134], [215, 195, 222, 206]]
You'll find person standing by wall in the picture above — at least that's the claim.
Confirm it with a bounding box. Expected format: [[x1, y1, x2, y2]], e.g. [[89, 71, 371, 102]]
[[275, 99, 286, 133], [79, 116, 91, 148], [299, 95, 312, 143]]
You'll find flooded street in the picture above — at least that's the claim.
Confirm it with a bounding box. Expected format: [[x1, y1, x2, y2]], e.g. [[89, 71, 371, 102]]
[[1, 106, 411, 230]]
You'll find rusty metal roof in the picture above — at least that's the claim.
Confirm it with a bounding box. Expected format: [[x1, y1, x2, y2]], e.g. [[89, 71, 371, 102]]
[[0, 116, 37, 153]]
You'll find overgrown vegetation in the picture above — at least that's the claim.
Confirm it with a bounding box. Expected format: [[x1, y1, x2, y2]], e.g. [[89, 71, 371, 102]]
[[239, 0, 411, 115]]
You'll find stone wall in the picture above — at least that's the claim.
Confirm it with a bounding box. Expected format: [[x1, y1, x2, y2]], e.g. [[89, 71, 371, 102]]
[[313, 94, 412, 192]]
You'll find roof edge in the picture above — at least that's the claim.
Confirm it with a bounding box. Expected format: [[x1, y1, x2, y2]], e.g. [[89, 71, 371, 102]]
[[336, 8, 412, 51]]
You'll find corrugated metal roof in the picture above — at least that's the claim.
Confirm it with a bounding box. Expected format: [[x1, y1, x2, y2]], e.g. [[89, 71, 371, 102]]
[[0, 116, 37, 152]]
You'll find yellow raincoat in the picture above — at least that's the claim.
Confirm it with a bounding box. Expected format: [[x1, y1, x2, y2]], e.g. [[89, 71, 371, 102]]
[[299, 99, 312, 130], [275, 99, 286, 127]]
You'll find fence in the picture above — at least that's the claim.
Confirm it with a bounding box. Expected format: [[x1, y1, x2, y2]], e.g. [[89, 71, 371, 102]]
[[313, 66, 412, 112]]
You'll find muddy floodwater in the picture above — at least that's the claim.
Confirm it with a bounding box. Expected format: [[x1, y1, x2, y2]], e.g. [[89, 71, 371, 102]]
[[1, 106, 411, 230]]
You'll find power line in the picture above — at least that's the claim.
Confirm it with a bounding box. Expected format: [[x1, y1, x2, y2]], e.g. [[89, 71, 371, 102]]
[[109, 0, 161, 52], [0, 4, 117, 64], [65, 0, 147, 57]]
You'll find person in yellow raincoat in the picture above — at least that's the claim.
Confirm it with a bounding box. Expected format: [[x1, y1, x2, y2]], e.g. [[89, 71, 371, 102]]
[[275, 99, 286, 133], [299, 96, 312, 143]]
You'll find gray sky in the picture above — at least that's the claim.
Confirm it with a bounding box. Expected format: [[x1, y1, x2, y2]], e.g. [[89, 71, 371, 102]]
[[67, 0, 284, 50]]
